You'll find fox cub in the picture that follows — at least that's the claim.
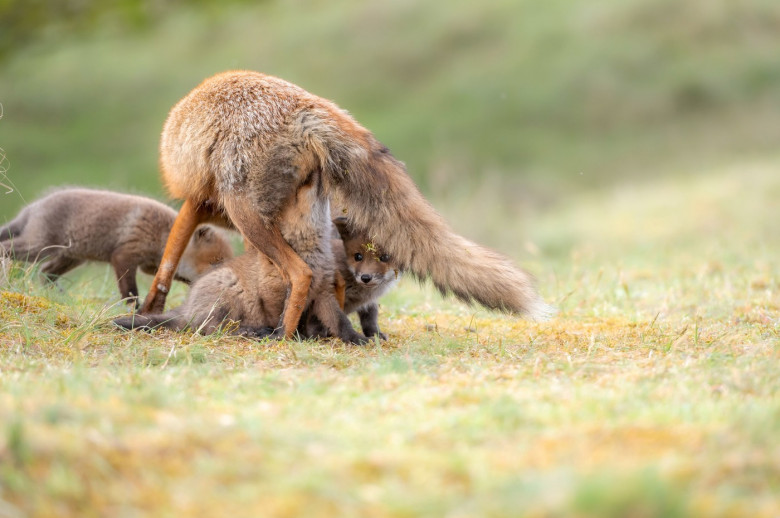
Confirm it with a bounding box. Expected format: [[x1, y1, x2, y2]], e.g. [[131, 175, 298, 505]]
[[0, 188, 232, 304], [114, 220, 399, 341], [306, 217, 400, 340]]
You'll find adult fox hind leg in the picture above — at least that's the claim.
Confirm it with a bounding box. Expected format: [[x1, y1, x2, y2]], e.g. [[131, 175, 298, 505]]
[[222, 195, 313, 340], [141, 199, 210, 314]]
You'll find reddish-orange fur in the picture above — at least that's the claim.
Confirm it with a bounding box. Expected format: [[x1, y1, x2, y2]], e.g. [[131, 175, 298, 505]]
[[141, 71, 553, 341]]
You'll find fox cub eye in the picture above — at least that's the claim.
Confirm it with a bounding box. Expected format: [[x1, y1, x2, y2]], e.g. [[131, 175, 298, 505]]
[[354, 253, 363, 262], [379, 254, 390, 263]]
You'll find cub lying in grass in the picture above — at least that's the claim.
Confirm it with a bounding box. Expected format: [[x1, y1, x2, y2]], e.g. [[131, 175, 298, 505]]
[[114, 220, 400, 342]]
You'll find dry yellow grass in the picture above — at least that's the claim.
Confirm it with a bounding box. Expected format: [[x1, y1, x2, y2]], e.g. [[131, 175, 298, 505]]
[[0, 162, 778, 517]]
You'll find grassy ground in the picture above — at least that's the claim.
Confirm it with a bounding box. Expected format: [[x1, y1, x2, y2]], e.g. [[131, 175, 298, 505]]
[[1, 160, 777, 517], [1, 1, 779, 515]]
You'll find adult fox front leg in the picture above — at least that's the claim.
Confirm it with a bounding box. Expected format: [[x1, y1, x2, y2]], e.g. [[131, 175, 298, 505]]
[[142, 70, 554, 339], [141, 199, 217, 314]]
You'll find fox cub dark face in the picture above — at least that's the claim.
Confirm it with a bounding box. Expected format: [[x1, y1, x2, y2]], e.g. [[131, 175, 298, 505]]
[[334, 218, 400, 290]]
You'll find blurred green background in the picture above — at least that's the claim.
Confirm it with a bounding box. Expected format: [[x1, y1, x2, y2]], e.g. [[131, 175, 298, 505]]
[[1, 0, 779, 238]]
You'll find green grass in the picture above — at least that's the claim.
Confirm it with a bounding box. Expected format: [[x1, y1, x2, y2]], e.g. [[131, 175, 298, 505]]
[[1, 161, 778, 517], [3, 0, 780, 219], [1, 2, 779, 514]]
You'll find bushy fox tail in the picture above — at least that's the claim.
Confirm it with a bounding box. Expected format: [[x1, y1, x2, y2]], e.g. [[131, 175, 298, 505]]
[[313, 120, 555, 320], [113, 312, 186, 332]]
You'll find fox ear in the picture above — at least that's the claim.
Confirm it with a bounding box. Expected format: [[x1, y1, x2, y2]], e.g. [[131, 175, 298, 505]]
[[195, 226, 212, 242], [332, 217, 351, 240]]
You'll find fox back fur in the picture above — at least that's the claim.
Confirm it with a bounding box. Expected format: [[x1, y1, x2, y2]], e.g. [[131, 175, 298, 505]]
[[0, 188, 232, 303], [145, 70, 553, 337]]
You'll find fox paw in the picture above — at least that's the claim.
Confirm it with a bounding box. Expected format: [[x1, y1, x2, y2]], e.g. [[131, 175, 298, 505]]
[[237, 326, 275, 340], [267, 327, 291, 341], [113, 316, 134, 330], [112, 316, 153, 333], [363, 329, 388, 341], [343, 331, 369, 345]]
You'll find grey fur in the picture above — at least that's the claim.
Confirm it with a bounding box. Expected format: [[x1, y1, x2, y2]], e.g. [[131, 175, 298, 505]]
[[0, 188, 232, 303]]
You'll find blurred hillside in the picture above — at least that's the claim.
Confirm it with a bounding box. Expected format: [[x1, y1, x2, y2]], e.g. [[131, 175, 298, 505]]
[[1, 0, 779, 224]]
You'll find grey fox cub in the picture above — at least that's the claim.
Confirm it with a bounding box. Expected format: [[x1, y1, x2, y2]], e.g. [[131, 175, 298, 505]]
[[0, 188, 232, 304]]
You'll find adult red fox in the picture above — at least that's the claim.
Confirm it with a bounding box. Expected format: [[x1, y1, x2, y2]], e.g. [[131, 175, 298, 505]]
[[140, 71, 553, 339], [0, 188, 232, 304]]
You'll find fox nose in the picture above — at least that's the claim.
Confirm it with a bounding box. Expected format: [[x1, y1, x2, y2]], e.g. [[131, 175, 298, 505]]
[[360, 274, 372, 284]]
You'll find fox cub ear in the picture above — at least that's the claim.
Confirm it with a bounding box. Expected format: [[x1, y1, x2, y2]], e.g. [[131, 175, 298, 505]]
[[194, 226, 212, 242], [332, 217, 351, 241]]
